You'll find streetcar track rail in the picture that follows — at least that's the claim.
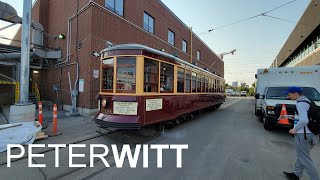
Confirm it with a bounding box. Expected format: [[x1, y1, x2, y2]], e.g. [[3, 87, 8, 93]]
[[60, 108, 219, 180], [2, 99, 240, 180]]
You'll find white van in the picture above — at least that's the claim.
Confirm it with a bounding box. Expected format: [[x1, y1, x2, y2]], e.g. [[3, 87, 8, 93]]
[[254, 66, 320, 130]]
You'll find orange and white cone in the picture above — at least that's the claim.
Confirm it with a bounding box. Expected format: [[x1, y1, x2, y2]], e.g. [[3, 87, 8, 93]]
[[38, 102, 43, 125], [48, 104, 62, 136], [278, 104, 290, 125]]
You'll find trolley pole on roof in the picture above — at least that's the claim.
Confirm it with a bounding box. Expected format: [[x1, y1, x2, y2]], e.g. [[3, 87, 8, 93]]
[[19, 0, 32, 104], [190, 27, 193, 63]]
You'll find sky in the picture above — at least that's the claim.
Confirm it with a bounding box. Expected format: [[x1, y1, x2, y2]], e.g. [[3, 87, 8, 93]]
[[0, 0, 311, 86], [0, 0, 25, 44], [161, 0, 310, 86]]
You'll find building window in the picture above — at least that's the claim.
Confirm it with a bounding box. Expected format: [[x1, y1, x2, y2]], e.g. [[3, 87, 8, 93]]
[[177, 68, 185, 93], [197, 51, 200, 60], [105, 0, 124, 16], [116, 57, 136, 93], [160, 62, 174, 93], [182, 40, 187, 53], [143, 12, 154, 34], [144, 58, 158, 92], [168, 30, 175, 46]]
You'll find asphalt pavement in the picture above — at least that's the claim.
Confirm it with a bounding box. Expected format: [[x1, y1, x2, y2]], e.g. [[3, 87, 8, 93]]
[[86, 97, 320, 180], [1, 97, 319, 180]]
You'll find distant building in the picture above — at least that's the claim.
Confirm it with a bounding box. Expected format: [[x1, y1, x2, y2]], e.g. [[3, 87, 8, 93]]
[[232, 81, 238, 87], [271, 1, 320, 67]]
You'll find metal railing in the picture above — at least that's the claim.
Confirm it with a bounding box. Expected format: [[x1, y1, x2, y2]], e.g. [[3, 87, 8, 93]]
[[32, 83, 41, 102], [0, 81, 19, 103]]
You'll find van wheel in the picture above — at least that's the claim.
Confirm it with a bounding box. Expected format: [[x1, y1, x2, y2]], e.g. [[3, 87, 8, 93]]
[[263, 116, 272, 130]]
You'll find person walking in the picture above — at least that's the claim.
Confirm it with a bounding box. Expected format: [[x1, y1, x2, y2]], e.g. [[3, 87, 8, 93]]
[[282, 86, 319, 180]]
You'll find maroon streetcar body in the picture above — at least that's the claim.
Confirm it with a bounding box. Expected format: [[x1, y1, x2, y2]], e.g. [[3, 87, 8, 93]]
[[95, 94, 225, 129], [95, 44, 225, 129]]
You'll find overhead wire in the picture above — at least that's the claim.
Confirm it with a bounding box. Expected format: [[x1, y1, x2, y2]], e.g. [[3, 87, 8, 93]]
[[197, 0, 297, 35], [262, 14, 317, 28]]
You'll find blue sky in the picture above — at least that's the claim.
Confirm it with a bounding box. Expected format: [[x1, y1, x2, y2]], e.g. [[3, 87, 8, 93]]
[[0, 0, 310, 86], [161, 0, 310, 86]]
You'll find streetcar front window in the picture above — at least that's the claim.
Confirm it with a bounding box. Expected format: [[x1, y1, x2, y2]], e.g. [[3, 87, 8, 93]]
[[102, 57, 114, 91], [116, 57, 136, 93]]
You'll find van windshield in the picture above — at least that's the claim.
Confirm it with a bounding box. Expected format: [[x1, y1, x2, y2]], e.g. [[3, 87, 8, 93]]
[[266, 87, 320, 101]]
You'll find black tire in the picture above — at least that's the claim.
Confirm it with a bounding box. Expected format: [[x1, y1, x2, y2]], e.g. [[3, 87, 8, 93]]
[[263, 115, 273, 130]]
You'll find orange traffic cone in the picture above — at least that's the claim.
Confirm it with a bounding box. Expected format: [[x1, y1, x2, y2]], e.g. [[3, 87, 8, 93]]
[[48, 104, 62, 137], [53, 104, 58, 135], [278, 104, 290, 125], [38, 102, 43, 125]]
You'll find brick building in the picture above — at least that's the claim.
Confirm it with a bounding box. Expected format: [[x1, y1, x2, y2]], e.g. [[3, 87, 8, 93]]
[[12, 0, 224, 115]]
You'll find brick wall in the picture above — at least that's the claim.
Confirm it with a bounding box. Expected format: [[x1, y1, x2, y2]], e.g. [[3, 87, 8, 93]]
[[12, 0, 224, 110]]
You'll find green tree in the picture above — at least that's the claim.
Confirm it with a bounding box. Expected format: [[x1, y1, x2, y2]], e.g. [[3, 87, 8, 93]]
[[248, 87, 255, 96]]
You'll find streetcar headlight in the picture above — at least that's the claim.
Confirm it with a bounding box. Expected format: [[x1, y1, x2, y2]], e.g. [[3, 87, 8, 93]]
[[101, 99, 107, 108]]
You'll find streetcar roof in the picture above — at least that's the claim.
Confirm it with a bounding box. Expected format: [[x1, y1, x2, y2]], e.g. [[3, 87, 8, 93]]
[[100, 44, 223, 80]]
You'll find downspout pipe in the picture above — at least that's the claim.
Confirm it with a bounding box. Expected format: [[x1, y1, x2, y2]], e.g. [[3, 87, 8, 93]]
[[65, 1, 93, 115]]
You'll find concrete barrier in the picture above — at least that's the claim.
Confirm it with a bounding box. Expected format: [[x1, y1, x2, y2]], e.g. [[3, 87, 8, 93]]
[[9, 104, 35, 123]]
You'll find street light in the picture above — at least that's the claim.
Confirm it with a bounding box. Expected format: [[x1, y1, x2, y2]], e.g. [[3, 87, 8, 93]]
[[58, 34, 65, 39]]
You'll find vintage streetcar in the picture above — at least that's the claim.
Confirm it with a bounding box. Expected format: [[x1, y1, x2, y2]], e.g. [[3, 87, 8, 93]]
[[95, 44, 225, 129]]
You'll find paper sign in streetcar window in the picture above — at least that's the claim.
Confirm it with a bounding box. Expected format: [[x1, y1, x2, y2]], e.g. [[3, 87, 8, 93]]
[[146, 99, 163, 111]]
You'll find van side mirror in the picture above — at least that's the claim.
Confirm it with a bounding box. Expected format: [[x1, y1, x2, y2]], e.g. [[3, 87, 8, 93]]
[[255, 93, 260, 99]]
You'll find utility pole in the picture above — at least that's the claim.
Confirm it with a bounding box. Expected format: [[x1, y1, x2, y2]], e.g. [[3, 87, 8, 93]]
[[9, 0, 35, 123], [19, 0, 32, 104]]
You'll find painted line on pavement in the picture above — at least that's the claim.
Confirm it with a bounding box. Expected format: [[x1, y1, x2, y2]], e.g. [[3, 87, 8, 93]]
[[220, 99, 242, 109]]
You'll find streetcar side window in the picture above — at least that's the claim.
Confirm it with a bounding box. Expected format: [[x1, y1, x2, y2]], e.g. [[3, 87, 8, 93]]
[[205, 76, 209, 93], [102, 57, 114, 91], [201, 75, 205, 93], [144, 58, 159, 92], [185, 70, 191, 93], [160, 62, 174, 93], [209, 78, 212, 93], [177, 67, 185, 93], [197, 73, 201, 93], [192, 72, 197, 93], [116, 57, 136, 93]]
